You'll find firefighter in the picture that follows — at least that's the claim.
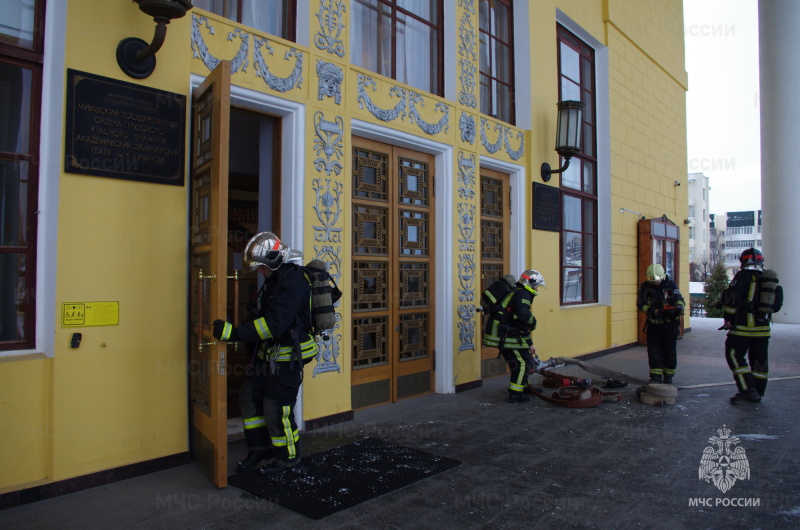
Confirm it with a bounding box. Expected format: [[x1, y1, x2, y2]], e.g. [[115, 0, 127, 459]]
[[213, 232, 319, 474], [637, 263, 685, 384], [483, 269, 545, 403], [721, 247, 782, 404]]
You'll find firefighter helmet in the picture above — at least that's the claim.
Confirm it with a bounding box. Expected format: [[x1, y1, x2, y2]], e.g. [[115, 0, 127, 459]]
[[646, 263, 666, 285], [519, 269, 546, 290], [242, 232, 288, 271], [740, 247, 764, 271]]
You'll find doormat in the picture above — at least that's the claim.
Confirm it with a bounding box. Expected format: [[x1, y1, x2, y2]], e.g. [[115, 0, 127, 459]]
[[228, 437, 461, 519]]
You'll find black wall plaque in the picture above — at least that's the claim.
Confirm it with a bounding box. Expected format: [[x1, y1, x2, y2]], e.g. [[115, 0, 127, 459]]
[[532, 182, 560, 232], [65, 69, 186, 185]]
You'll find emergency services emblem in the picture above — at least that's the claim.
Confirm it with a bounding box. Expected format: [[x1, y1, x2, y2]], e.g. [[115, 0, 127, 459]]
[[698, 425, 750, 493]]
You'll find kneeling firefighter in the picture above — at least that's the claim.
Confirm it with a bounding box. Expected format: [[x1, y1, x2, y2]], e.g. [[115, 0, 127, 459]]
[[212, 232, 319, 474], [483, 269, 545, 403]]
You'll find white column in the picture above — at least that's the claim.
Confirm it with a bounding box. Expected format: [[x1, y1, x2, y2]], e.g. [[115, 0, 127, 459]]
[[759, 0, 800, 323]]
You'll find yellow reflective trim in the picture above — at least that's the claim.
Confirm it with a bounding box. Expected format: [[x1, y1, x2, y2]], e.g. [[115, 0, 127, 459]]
[[254, 317, 270, 340], [282, 405, 296, 459], [243, 416, 266, 430], [222, 322, 233, 341], [752, 372, 768, 379], [729, 331, 770, 337]]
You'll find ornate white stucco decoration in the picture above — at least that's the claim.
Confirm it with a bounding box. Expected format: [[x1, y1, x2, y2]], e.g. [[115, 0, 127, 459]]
[[457, 152, 478, 351], [253, 37, 303, 92], [480, 117, 525, 160], [460, 112, 476, 145], [317, 60, 344, 104], [311, 113, 345, 376], [357, 74, 450, 136], [457, 0, 478, 108], [314, 0, 346, 57], [313, 111, 344, 176], [191, 14, 303, 93]]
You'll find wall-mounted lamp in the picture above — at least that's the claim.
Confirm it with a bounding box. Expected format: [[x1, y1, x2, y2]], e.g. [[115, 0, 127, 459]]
[[541, 100, 585, 182], [117, 0, 194, 79]]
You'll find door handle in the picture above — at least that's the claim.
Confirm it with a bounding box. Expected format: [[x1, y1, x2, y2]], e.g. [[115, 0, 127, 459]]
[[198, 269, 217, 280], [197, 339, 216, 353]]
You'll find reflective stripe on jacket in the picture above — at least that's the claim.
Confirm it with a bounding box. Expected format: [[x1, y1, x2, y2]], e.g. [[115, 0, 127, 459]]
[[722, 269, 772, 338], [236, 263, 320, 361], [482, 284, 536, 349]]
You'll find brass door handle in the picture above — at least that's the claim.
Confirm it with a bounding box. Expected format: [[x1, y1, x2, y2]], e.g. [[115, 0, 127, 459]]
[[198, 269, 216, 280], [198, 340, 216, 352]]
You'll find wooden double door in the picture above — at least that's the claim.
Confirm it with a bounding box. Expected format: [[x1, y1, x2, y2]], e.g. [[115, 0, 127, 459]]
[[350, 138, 436, 409]]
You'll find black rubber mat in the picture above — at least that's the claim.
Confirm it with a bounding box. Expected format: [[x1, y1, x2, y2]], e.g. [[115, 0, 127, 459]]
[[228, 437, 461, 519]]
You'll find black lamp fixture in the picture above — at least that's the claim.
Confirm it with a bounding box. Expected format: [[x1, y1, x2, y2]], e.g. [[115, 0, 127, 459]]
[[541, 100, 585, 182], [117, 0, 194, 79]]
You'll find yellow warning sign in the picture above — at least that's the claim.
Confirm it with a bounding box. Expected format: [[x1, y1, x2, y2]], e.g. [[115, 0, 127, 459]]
[[61, 302, 119, 327]]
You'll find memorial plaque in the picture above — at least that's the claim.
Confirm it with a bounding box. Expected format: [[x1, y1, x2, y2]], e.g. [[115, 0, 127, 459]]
[[532, 182, 560, 232], [65, 69, 186, 185]]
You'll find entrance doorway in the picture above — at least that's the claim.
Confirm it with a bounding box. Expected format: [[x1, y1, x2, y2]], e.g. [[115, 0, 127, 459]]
[[479, 168, 511, 379], [224, 108, 281, 430], [350, 137, 436, 409]]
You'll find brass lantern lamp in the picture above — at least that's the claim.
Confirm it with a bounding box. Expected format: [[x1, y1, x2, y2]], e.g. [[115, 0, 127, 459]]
[[541, 100, 585, 182], [117, 0, 194, 79]]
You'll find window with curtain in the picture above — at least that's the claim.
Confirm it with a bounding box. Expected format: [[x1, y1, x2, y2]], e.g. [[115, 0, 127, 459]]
[[558, 24, 597, 305], [192, 0, 296, 41], [351, 0, 443, 96], [0, 0, 43, 351], [479, 0, 514, 124]]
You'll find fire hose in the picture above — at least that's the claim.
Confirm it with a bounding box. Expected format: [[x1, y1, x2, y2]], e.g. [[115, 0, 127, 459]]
[[525, 356, 650, 407]]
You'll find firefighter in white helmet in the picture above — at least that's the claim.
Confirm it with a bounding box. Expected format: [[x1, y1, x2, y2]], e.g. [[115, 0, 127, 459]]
[[637, 263, 684, 384], [212, 232, 318, 474], [483, 269, 545, 403]]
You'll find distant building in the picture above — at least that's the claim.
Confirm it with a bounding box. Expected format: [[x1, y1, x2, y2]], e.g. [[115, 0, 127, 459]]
[[709, 213, 725, 269], [722, 210, 762, 277], [687, 173, 711, 267]]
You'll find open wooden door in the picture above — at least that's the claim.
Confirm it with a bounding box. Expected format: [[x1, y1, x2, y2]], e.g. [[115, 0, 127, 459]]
[[189, 61, 231, 487]]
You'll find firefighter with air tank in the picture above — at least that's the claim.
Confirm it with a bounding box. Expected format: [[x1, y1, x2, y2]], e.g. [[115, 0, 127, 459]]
[[482, 269, 546, 403]]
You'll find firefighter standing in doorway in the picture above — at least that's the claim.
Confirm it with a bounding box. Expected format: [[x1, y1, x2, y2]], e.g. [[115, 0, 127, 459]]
[[213, 232, 318, 474], [483, 269, 545, 403], [637, 263, 685, 384]]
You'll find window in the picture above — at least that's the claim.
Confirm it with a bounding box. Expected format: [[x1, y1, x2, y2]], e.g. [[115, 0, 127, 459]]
[[352, 0, 443, 96], [192, 0, 296, 41], [557, 25, 597, 305], [479, 0, 514, 124], [0, 0, 43, 351]]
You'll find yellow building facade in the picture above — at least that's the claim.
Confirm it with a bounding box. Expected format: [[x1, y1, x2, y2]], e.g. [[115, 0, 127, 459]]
[[0, 0, 688, 497]]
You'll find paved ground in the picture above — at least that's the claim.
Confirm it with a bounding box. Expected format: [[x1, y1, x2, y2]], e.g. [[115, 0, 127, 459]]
[[2, 317, 800, 529]]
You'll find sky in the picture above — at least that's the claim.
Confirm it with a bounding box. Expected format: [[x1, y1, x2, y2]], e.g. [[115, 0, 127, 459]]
[[683, 0, 761, 215]]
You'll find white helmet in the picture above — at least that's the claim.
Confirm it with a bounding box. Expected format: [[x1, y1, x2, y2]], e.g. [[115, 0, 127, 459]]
[[242, 232, 288, 271], [519, 269, 546, 290]]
